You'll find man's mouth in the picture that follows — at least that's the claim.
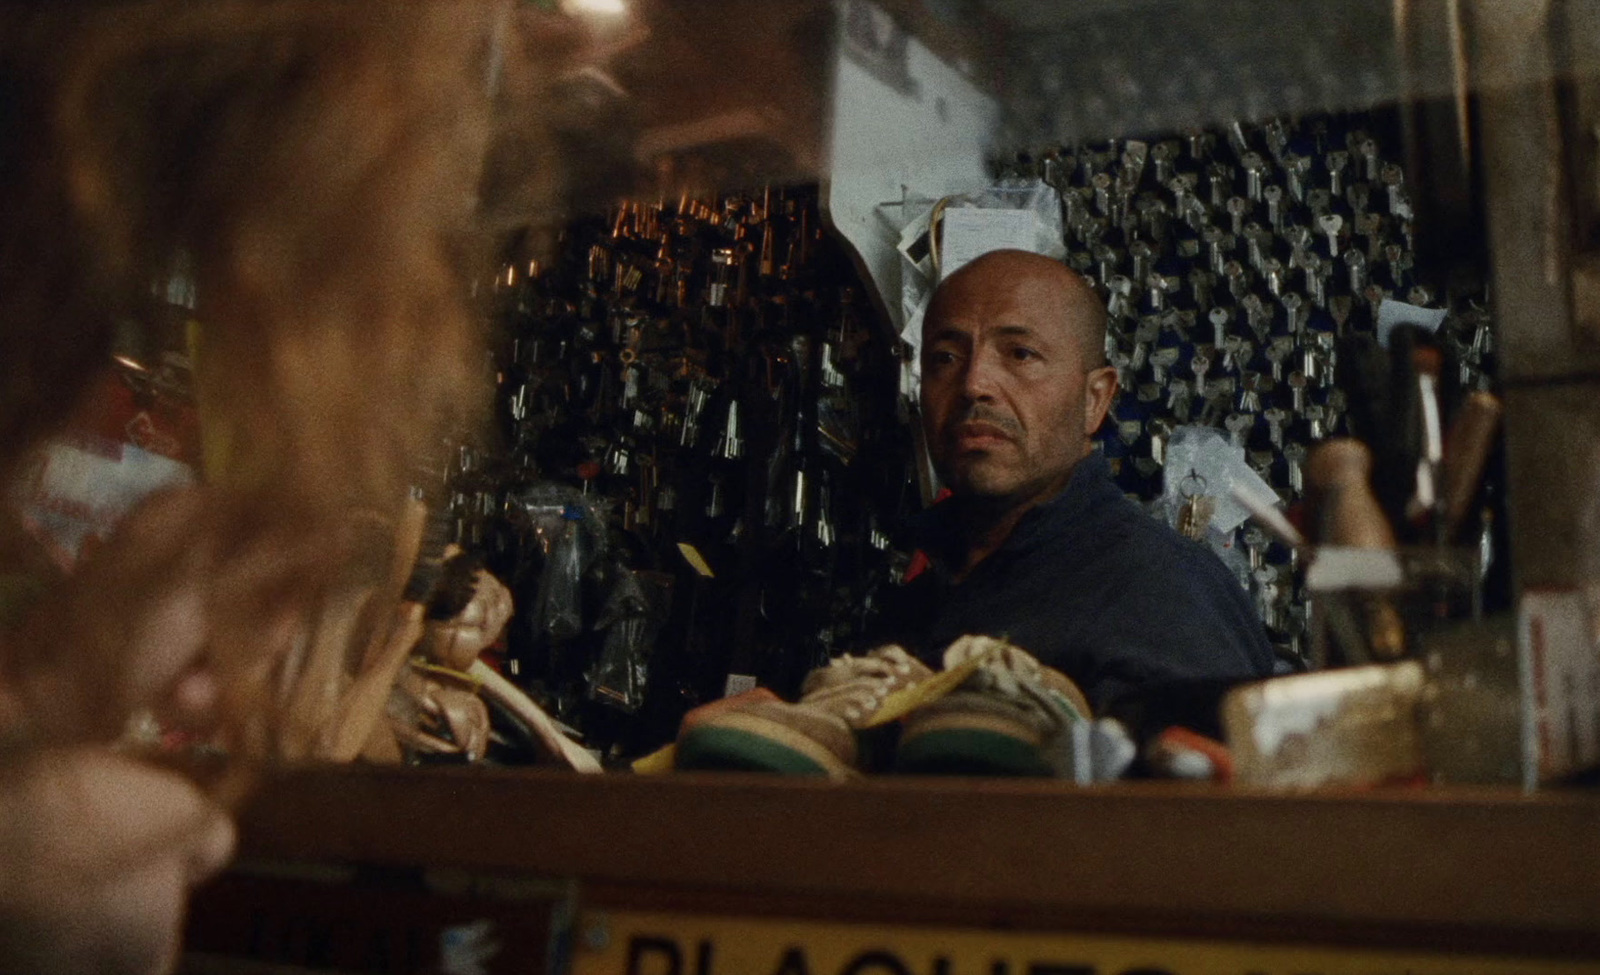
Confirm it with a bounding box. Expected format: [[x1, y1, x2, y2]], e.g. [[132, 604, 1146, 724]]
[[950, 421, 1015, 450]]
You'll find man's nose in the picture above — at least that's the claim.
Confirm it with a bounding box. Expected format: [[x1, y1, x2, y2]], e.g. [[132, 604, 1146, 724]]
[[959, 348, 1000, 402]]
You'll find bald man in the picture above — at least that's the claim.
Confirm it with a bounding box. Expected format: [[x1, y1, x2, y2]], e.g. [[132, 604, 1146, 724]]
[[885, 249, 1274, 711]]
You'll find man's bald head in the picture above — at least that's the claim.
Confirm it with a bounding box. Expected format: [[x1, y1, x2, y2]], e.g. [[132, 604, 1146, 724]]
[[919, 247, 1121, 508], [929, 249, 1107, 367]]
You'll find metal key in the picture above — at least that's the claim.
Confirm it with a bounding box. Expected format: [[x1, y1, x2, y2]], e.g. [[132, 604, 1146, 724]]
[[1191, 349, 1213, 398], [1303, 253, 1328, 307], [1282, 292, 1306, 334], [1225, 412, 1256, 448], [1304, 404, 1327, 440], [1152, 140, 1179, 184], [1283, 441, 1309, 495], [1266, 337, 1294, 381], [1241, 152, 1269, 201], [1287, 370, 1309, 411], [1241, 293, 1272, 343], [1224, 260, 1250, 301], [1226, 196, 1250, 236], [1149, 417, 1174, 465], [1357, 136, 1380, 181], [1263, 406, 1289, 448], [1167, 378, 1194, 421], [1380, 162, 1407, 216], [1325, 150, 1350, 196], [1238, 370, 1264, 412], [1149, 346, 1180, 384], [1285, 153, 1312, 204], [1344, 248, 1368, 294], [1129, 240, 1154, 286], [1318, 213, 1344, 257], [1263, 257, 1286, 297], [1132, 317, 1161, 369], [1264, 184, 1286, 232], [1209, 306, 1233, 348]]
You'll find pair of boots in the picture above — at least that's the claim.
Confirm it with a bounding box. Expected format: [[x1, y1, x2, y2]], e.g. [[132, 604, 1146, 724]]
[[675, 636, 1092, 779]]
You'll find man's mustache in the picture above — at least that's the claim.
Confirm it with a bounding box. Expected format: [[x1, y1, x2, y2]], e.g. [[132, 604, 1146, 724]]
[[945, 406, 1022, 439]]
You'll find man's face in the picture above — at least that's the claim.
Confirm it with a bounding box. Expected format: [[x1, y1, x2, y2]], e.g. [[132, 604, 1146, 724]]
[[920, 254, 1115, 504]]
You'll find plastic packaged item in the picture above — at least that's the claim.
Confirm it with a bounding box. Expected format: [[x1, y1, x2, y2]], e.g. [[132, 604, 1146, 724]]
[[1222, 662, 1427, 788]]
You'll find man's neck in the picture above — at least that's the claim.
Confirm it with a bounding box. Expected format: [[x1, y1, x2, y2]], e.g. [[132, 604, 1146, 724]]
[[951, 464, 1079, 581]]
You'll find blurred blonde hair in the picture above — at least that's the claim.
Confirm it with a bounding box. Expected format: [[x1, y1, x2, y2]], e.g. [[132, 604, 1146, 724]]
[[0, 1, 528, 756]]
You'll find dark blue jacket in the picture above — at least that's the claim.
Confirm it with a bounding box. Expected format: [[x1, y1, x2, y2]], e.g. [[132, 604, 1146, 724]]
[[881, 451, 1276, 711]]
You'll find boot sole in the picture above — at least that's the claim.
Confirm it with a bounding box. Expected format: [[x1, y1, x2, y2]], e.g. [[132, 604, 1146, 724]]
[[676, 711, 858, 780]]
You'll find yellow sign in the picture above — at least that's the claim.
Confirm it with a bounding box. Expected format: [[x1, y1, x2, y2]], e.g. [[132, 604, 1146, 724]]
[[572, 910, 1598, 975]]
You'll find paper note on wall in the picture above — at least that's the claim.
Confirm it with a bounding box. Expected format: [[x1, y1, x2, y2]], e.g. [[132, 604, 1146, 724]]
[[1377, 298, 1448, 347], [938, 207, 1046, 280]]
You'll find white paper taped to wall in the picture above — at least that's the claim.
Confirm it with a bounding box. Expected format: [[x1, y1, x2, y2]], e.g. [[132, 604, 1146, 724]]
[[939, 207, 1048, 279]]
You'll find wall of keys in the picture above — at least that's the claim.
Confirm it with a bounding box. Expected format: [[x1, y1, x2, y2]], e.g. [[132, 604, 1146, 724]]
[[453, 188, 917, 759], [441, 114, 1504, 758]]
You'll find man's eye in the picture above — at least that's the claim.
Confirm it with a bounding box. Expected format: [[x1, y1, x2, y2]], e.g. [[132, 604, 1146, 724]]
[[928, 350, 959, 366], [1009, 346, 1040, 361]]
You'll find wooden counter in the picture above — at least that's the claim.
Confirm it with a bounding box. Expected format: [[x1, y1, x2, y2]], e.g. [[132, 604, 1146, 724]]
[[189, 763, 1600, 967]]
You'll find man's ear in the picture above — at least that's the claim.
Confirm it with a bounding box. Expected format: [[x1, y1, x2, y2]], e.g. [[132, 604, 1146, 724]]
[[1082, 365, 1119, 436]]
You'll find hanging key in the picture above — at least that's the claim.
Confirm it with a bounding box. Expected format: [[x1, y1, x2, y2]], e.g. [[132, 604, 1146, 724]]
[[1285, 153, 1312, 204], [1244, 526, 1269, 572], [1238, 370, 1264, 412], [1264, 184, 1286, 232], [1207, 162, 1235, 207], [1223, 259, 1250, 301], [1282, 292, 1306, 335], [1287, 370, 1309, 412], [1263, 256, 1286, 297], [1241, 294, 1272, 343], [1095, 243, 1120, 284], [1133, 317, 1161, 369], [1241, 152, 1270, 202], [1204, 225, 1228, 274], [1225, 412, 1256, 448], [1117, 418, 1143, 447], [1110, 349, 1135, 394], [1263, 406, 1289, 448], [1318, 213, 1344, 258], [1209, 306, 1233, 348], [1344, 248, 1368, 294], [1106, 274, 1135, 320], [1356, 136, 1380, 181], [1150, 417, 1174, 465], [1284, 224, 1313, 271], [1147, 273, 1179, 312], [1380, 163, 1407, 217], [1307, 188, 1333, 217], [1226, 196, 1250, 236], [1283, 441, 1309, 496], [1149, 346, 1180, 384], [1224, 336, 1253, 374], [1304, 404, 1327, 441], [1243, 223, 1270, 271], [1325, 388, 1348, 432], [1138, 381, 1163, 403], [1191, 349, 1212, 398], [1249, 448, 1276, 478], [1266, 336, 1294, 381], [1303, 253, 1328, 307], [1325, 149, 1350, 197], [1167, 378, 1194, 421]]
